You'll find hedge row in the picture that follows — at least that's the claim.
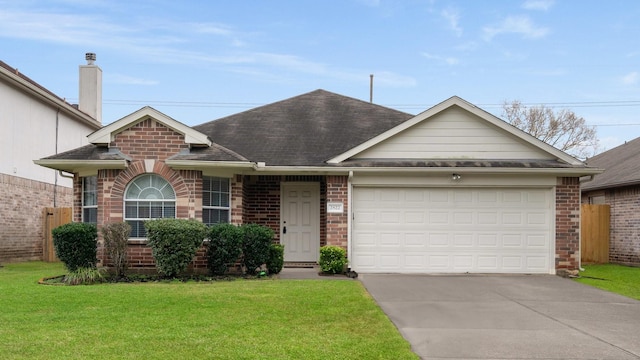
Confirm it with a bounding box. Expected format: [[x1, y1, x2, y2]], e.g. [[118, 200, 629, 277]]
[[52, 220, 284, 278]]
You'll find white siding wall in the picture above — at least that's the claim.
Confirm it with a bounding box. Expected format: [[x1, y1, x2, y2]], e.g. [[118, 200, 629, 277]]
[[0, 82, 95, 187], [354, 106, 553, 160]]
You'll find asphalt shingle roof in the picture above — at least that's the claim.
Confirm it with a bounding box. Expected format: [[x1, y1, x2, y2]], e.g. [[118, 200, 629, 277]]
[[193, 89, 414, 166], [43, 144, 129, 161], [582, 137, 640, 191]]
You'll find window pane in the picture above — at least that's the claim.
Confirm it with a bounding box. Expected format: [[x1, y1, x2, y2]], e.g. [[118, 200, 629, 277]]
[[128, 220, 146, 238], [125, 203, 138, 218], [164, 205, 175, 218], [83, 208, 97, 224], [150, 203, 163, 218], [82, 176, 97, 206], [203, 209, 229, 226], [138, 202, 151, 218], [126, 174, 175, 200]]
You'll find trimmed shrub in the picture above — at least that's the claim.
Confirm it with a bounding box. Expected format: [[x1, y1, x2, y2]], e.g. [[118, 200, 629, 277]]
[[241, 223, 274, 275], [101, 222, 131, 277], [319, 245, 348, 274], [266, 244, 284, 275], [144, 219, 208, 277], [52, 222, 98, 272], [206, 223, 243, 275]]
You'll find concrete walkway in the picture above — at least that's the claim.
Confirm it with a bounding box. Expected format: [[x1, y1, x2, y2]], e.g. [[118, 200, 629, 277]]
[[360, 274, 640, 360]]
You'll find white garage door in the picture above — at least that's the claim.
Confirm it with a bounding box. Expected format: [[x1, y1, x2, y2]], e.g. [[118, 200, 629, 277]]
[[352, 187, 553, 274]]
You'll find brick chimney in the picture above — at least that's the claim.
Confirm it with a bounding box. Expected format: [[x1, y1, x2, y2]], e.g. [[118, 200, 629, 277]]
[[79, 52, 102, 123]]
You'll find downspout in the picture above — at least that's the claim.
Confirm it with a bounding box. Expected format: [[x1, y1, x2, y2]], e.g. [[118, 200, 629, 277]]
[[347, 171, 353, 269], [53, 108, 60, 207], [58, 171, 74, 179]]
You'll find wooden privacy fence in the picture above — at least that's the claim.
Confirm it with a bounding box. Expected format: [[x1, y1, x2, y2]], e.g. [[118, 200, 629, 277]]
[[581, 204, 610, 264], [43, 207, 72, 262]]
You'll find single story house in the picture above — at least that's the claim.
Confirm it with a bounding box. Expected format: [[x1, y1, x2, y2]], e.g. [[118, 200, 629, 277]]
[[36, 90, 601, 275], [582, 138, 640, 266]]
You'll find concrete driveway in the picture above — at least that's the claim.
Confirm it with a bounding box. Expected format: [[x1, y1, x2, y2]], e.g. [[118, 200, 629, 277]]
[[360, 274, 640, 360]]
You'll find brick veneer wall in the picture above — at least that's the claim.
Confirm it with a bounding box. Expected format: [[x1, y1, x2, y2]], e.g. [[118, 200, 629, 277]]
[[0, 173, 73, 262], [326, 175, 348, 249], [583, 186, 640, 266], [81, 119, 207, 270], [556, 177, 581, 273]]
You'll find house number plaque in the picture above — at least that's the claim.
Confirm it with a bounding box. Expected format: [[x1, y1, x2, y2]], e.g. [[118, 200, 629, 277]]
[[327, 202, 344, 213]]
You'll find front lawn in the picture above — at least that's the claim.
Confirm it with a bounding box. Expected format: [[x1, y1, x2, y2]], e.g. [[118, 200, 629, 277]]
[[575, 264, 640, 300], [0, 262, 417, 360]]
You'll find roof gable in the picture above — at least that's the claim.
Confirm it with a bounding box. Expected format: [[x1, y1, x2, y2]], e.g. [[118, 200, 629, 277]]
[[582, 137, 640, 191], [328, 96, 583, 166], [88, 106, 211, 147]]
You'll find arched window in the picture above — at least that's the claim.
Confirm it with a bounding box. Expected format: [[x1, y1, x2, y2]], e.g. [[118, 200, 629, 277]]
[[124, 174, 176, 238]]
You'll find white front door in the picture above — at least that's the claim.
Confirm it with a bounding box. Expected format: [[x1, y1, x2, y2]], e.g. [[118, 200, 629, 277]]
[[281, 183, 320, 262]]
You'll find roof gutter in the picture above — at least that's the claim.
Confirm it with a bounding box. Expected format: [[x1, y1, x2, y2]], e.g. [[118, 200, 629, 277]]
[[33, 159, 128, 173], [250, 164, 604, 176], [164, 159, 256, 170]]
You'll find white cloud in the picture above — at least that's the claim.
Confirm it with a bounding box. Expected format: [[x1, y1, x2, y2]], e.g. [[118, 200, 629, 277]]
[[421, 52, 460, 65], [622, 71, 639, 85], [522, 0, 555, 11], [483, 15, 550, 40], [441, 8, 463, 37]]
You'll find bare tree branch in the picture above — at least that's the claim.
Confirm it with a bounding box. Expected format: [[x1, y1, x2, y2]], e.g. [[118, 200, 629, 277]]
[[501, 100, 599, 160]]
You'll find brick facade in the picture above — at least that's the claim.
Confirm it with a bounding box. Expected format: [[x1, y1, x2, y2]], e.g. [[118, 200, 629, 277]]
[[0, 173, 72, 262], [555, 177, 581, 273], [326, 175, 348, 249], [583, 185, 640, 266]]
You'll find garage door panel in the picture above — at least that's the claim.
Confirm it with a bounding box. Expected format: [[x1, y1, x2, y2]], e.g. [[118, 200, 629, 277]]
[[352, 187, 553, 274]]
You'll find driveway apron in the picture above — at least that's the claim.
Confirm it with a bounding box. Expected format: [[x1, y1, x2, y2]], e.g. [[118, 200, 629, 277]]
[[360, 274, 640, 360]]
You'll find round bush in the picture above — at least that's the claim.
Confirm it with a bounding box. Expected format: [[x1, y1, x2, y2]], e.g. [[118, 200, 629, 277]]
[[207, 223, 243, 275], [52, 222, 98, 272], [266, 244, 284, 275], [319, 245, 348, 274], [241, 224, 274, 275], [144, 219, 207, 277]]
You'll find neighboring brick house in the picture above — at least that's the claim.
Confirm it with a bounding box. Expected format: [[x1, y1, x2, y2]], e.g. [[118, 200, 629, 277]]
[[582, 138, 640, 266], [0, 55, 102, 262], [37, 91, 600, 275]]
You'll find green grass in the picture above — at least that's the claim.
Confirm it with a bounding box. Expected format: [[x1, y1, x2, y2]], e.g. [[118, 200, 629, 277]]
[[0, 262, 417, 360], [575, 264, 640, 300]]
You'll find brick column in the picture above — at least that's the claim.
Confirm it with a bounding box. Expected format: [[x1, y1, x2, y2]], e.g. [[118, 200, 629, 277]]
[[326, 175, 348, 249], [555, 177, 580, 275]]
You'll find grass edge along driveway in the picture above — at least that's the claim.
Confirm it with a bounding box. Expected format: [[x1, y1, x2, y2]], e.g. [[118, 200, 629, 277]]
[[0, 262, 418, 360], [575, 264, 640, 301]]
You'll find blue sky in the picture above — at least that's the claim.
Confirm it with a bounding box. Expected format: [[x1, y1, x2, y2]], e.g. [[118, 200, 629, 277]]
[[1, 0, 639, 153]]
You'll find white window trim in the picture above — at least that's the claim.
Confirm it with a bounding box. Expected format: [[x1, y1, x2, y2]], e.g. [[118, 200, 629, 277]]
[[81, 176, 97, 224], [202, 176, 231, 225], [124, 174, 176, 239]]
